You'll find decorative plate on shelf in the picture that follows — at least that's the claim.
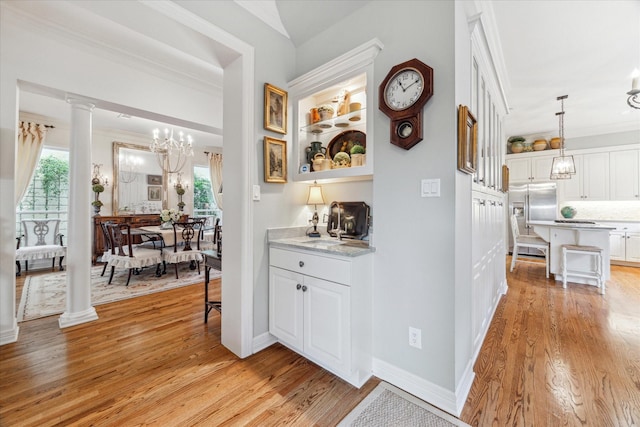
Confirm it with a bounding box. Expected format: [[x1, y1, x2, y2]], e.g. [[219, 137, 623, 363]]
[[327, 130, 366, 160]]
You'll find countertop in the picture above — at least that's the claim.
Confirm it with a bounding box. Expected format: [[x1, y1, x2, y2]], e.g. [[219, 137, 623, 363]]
[[528, 220, 616, 230], [269, 237, 375, 257]]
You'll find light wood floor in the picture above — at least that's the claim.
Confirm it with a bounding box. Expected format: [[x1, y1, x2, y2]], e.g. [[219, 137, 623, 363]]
[[462, 258, 640, 426], [2, 261, 639, 426]]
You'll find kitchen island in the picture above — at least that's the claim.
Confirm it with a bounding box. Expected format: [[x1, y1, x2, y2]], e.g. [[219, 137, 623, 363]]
[[529, 221, 616, 286]]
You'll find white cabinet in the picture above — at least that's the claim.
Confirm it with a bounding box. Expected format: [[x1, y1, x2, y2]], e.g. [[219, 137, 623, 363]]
[[268, 246, 372, 387], [610, 149, 640, 200], [506, 155, 554, 183], [560, 152, 609, 200], [610, 231, 640, 264], [288, 39, 382, 182]]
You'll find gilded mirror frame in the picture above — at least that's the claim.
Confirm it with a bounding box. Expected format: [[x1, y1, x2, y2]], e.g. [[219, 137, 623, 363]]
[[112, 141, 168, 215]]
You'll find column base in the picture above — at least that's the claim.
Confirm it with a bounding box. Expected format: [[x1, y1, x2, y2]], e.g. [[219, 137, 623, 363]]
[[0, 320, 19, 346], [58, 307, 98, 329]]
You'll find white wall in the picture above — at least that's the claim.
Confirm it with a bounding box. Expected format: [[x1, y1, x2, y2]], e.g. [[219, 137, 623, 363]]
[[293, 0, 465, 403]]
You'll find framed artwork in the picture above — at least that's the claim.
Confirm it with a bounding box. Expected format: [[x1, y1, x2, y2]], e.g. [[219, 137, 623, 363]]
[[147, 174, 163, 185], [264, 83, 287, 134], [502, 164, 510, 192], [457, 105, 478, 174], [148, 185, 162, 201], [264, 136, 287, 183]]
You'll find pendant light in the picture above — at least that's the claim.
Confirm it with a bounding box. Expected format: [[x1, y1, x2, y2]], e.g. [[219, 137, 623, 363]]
[[550, 95, 576, 179]]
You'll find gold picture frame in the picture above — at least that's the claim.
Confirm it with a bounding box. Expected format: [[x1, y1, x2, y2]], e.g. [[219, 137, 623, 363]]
[[264, 136, 287, 183], [502, 164, 509, 192], [457, 105, 478, 174], [264, 83, 287, 134]]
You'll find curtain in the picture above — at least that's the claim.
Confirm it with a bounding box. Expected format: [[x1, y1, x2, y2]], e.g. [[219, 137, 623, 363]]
[[208, 152, 223, 211], [15, 122, 48, 207]]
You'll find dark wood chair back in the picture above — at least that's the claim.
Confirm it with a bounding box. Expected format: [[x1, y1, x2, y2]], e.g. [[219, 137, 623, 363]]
[[171, 221, 203, 252], [107, 223, 133, 257]]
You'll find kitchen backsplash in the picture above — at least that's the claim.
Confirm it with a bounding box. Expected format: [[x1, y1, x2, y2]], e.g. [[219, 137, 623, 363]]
[[558, 201, 640, 222]]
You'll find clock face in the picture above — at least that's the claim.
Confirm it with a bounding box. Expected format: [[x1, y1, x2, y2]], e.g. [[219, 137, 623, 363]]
[[384, 68, 424, 111]]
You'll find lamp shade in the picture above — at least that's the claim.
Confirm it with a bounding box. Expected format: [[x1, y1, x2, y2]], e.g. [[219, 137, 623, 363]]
[[307, 183, 325, 205], [550, 155, 576, 179]]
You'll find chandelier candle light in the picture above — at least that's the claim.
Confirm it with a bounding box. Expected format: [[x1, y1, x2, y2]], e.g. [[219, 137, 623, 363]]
[[306, 181, 326, 238], [550, 95, 576, 180], [151, 128, 194, 174]]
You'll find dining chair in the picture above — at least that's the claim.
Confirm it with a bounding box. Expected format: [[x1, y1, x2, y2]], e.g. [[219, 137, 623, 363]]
[[162, 220, 205, 279], [510, 214, 550, 278], [99, 221, 114, 276], [16, 219, 66, 276], [105, 223, 163, 286]]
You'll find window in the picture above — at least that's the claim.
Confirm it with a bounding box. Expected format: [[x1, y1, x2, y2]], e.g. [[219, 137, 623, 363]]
[[17, 147, 69, 237], [193, 165, 221, 223]]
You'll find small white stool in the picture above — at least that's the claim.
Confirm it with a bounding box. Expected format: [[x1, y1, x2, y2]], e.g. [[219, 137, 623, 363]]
[[561, 244, 605, 295]]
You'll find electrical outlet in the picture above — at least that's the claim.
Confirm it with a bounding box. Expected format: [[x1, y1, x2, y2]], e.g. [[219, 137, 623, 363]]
[[409, 327, 422, 349]]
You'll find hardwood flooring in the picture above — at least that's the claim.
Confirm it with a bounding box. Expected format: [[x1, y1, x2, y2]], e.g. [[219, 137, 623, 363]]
[[1, 273, 378, 426], [2, 261, 639, 426], [461, 258, 640, 426]]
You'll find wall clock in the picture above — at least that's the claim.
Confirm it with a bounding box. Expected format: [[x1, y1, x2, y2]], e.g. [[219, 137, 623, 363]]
[[379, 58, 434, 150]]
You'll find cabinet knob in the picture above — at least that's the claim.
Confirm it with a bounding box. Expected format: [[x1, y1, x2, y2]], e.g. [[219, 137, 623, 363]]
[[296, 284, 302, 290], [299, 261, 304, 267], [301, 285, 308, 292]]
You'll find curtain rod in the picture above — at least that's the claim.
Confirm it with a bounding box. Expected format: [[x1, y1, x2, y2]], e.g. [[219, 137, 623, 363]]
[[21, 121, 55, 129]]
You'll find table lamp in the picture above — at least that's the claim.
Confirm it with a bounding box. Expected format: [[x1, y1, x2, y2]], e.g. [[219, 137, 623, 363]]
[[306, 181, 325, 237]]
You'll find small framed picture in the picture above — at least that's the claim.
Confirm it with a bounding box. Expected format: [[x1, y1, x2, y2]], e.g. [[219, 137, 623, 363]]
[[264, 83, 287, 135], [457, 105, 478, 174], [502, 164, 510, 192], [264, 136, 287, 183], [147, 174, 163, 185], [148, 185, 162, 201]]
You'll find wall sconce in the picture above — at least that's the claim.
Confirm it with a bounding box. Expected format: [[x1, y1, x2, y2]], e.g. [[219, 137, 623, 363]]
[[306, 181, 326, 237], [627, 69, 640, 110]]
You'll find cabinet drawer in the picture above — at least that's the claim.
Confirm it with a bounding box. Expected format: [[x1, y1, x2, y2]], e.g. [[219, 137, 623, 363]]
[[270, 247, 351, 285]]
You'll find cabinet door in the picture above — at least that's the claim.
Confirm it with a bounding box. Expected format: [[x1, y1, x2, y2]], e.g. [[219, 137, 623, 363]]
[[506, 158, 531, 183], [610, 150, 640, 200], [559, 155, 583, 200], [531, 156, 554, 182], [609, 231, 626, 261], [303, 275, 351, 375], [269, 267, 304, 351], [582, 152, 609, 200], [625, 232, 640, 263]]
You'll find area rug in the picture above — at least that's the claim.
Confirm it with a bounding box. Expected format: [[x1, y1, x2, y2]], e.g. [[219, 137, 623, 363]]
[[338, 382, 471, 427], [17, 265, 221, 322]]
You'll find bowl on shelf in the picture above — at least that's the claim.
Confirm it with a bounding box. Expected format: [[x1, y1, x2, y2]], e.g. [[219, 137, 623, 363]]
[[533, 139, 547, 151], [561, 206, 577, 219], [510, 142, 524, 153], [549, 137, 561, 149]]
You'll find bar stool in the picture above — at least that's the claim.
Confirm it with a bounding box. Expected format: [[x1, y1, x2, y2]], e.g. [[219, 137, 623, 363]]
[[561, 244, 605, 295]]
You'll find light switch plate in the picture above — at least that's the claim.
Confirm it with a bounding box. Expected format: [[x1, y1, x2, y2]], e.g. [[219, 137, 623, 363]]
[[252, 184, 261, 201], [421, 179, 440, 197]]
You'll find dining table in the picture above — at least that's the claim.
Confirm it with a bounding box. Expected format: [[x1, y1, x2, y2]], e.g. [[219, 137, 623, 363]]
[[138, 225, 184, 247]]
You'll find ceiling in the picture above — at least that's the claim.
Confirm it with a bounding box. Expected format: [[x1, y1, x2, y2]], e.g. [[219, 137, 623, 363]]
[[16, 0, 640, 146]]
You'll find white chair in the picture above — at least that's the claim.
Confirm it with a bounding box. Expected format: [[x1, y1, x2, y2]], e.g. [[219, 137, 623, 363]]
[[561, 245, 605, 294], [510, 215, 549, 278], [16, 219, 66, 276]]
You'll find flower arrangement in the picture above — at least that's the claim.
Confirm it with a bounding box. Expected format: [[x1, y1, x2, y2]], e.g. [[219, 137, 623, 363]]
[[176, 187, 186, 196], [160, 208, 181, 223], [92, 184, 105, 193]]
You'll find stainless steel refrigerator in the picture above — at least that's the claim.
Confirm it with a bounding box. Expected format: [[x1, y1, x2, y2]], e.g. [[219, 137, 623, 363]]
[[508, 182, 557, 255]]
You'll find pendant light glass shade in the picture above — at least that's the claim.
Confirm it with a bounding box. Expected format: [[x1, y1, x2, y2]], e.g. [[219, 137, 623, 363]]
[[550, 95, 576, 180]]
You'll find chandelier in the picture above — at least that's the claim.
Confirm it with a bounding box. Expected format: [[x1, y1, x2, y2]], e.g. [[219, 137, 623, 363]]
[[151, 128, 194, 174], [628, 69, 640, 109], [118, 154, 142, 184], [550, 95, 576, 180]]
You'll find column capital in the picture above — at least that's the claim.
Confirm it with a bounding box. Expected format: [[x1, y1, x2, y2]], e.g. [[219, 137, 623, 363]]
[[66, 96, 95, 111]]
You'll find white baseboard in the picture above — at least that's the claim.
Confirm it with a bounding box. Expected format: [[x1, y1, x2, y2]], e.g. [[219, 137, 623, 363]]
[[373, 358, 464, 417], [58, 307, 98, 328], [252, 331, 277, 353], [0, 321, 19, 346]]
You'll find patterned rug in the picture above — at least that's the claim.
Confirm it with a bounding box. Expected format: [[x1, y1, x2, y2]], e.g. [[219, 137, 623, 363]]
[[338, 382, 471, 427], [17, 264, 221, 322]]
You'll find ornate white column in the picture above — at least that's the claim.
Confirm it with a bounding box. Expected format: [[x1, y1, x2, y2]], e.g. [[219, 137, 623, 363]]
[[59, 98, 98, 328]]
